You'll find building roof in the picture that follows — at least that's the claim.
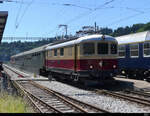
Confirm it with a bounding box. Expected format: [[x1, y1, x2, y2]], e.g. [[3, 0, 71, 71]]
[[0, 11, 8, 43], [116, 31, 150, 45]]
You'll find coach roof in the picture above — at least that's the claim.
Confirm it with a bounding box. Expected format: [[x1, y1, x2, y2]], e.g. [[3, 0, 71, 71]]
[[116, 31, 150, 45], [46, 34, 117, 50], [12, 43, 53, 58]]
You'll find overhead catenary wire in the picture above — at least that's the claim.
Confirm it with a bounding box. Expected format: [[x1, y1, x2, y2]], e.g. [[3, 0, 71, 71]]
[[45, 0, 116, 37], [105, 10, 150, 27], [15, 0, 23, 29], [15, 0, 34, 30], [65, 0, 116, 24]]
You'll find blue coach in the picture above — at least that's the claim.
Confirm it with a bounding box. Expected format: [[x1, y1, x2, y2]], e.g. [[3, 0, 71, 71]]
[[116, 31, 150, 82]]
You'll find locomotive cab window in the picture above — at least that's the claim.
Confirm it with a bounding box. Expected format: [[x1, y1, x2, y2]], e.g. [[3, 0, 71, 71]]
[[60, 48, 64, 56], [111, 44, 117, 54], [118, 45, 126, 58], [83, 43, 95, 55], [143, 42, 150, 57], [54, 49, 57, 56], [98, 43, 108, 54], [130, 44, 139, 58]]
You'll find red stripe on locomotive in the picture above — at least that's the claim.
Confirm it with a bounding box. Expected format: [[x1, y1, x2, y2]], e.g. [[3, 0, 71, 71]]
[[45, 59, 117, 71]]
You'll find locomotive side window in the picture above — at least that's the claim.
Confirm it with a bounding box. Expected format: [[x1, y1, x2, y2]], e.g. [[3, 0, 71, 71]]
[[98, 43, 108, 54], [143, 42, 150, 57], [68, 47, 72, 56], [130, 44, 139, 58], [118, 45, 125, 58], [54, 49, 57, 56], [83, 43, 95, 55], [49, 50, 52, 57], [111, 44, 117, 54], [60, 48, 64, 56]]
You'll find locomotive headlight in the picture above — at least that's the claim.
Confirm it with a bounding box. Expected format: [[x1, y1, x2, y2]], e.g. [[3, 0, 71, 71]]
[[90, 65, 93, 69], [113, 65, 116, 69], [99, 61, 103, 67]]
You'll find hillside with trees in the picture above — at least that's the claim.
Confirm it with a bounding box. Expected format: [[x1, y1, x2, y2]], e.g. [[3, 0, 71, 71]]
[[1, 22, 150, 62]]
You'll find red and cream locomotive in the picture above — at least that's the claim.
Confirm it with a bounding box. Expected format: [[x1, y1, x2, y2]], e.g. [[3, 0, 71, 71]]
[[11, 34, 118, 84]]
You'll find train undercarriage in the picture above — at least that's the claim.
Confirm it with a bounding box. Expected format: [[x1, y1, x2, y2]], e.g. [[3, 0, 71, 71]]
[[39, 67, 117, 86], [119, 69, 150, 82]]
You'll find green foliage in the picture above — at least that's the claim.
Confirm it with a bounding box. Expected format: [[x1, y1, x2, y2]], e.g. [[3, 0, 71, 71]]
[[137, 22, 150, 32], [100, 23, 145, 37], [0, 22, 150, 62], [0, 38, 54, 61], [0, 93, 32, 113]]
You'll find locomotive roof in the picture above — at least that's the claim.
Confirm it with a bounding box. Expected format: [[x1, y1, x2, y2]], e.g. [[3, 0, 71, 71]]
[[116, 31, 150, 45], [46, 34, 117, 50], [11, 43, 53, 58], [11, 34, 116, 58]]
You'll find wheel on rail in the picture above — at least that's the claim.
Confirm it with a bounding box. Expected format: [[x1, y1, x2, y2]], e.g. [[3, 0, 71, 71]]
[[48, 72, 54, 81]]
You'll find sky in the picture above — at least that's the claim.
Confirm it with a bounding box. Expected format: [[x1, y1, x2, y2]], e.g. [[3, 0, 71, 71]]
[[0, 0, 150, 39]]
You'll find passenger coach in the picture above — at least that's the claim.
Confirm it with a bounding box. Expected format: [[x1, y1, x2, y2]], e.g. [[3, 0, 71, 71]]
[[116, 31, 150, 81]]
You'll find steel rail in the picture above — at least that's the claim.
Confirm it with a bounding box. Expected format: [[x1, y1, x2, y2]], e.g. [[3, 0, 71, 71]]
[[124, 90, 150, 97], [4, 64, 109, 113], [95, 89, 150, 106], [13, 80, 63, 113], [17, 81, 90, 113], [12, 81, 44, 113], [30, 81, 109, 113]]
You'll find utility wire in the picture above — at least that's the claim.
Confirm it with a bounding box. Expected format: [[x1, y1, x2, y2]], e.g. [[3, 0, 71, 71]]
[[15, 0, 34, 30], [15, 0, 23, 29], [45, 0, 116, 37], [65, 0, 116, 24], [105, 9, 150, 27], [52, 2, 92, 10], [94, 0, 115, 10]]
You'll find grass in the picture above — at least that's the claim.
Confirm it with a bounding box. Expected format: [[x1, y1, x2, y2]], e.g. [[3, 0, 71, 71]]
[[0, 93, 33, 113]]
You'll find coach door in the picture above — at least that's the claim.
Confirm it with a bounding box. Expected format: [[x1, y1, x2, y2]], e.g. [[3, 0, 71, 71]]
[[74, 44, 78, 72], [42, 51, 47, 69]]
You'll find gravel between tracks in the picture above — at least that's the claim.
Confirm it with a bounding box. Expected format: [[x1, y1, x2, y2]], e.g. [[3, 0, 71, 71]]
[[32, 81, 150, 113]]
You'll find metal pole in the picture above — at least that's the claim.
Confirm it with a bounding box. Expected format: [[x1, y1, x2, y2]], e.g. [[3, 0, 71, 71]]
[[94, 22, 97, 33], [65, 25, 67, 37]]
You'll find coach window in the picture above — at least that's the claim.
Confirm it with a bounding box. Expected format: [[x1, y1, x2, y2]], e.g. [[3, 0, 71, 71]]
[[130, 44, 139, 58], [143, 42, 150, 57], [68, 47, 72, 56], [98, 43, 108, 54], [83, 43, 95, 55], [111, 44, 117, 54], [60, 48, 64, 56], [118, 45, 125, 58], [54, 49, 57, 56]]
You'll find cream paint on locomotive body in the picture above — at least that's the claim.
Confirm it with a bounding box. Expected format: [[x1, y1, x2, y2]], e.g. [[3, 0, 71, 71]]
[[46, 41, 118, 60], [46, 46, 75, 60]]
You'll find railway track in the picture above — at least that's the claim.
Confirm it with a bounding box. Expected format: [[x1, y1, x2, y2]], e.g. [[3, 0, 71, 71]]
[[13, 80, 109, 113], [4, 64, 109, 113], [95, 89, 150, 106], [123, 89, 150, 100]]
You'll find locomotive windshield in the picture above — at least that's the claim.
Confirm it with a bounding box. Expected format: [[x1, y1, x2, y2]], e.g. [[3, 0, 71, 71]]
[[83, 43, 95, 55], [98, 43, 108, 54], [111, 44, 117, 54]]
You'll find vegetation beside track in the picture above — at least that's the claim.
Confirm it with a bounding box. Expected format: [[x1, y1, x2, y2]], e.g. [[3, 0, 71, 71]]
[[0, 93, 33, 113]]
